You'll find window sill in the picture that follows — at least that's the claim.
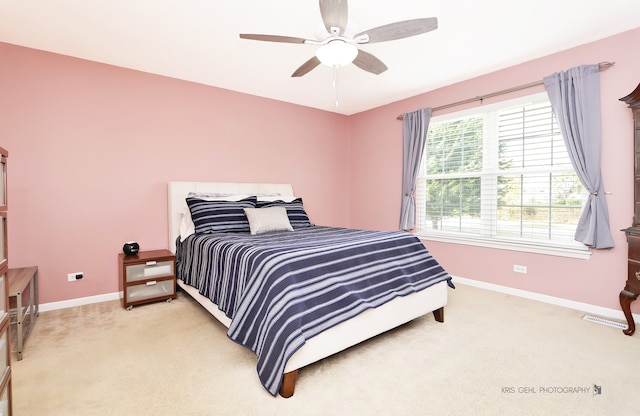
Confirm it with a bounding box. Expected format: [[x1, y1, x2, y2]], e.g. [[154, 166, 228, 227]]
[[415, 231, 591, 260]]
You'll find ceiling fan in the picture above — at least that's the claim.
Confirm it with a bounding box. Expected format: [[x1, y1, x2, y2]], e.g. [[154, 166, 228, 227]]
[[239, 0, 438, 77]]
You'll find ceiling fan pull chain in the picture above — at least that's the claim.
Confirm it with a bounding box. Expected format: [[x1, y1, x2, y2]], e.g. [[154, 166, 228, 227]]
[[334, 68, 339, 107]]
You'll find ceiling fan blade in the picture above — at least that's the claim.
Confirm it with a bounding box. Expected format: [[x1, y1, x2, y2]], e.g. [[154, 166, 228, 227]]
[[291, 56, 322, 77], [319, 0, 348, 35], [356, 17, 438, 44], [353, 49, 388, 75], [239, 34, 309, 44]]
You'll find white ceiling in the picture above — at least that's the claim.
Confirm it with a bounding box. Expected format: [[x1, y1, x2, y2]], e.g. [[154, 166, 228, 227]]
[[1, 1, 639, 115]]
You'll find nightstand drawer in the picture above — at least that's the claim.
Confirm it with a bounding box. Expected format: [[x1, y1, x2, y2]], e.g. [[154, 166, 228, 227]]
[[125, 260, 174, 283], [125, 279, 174, 303]]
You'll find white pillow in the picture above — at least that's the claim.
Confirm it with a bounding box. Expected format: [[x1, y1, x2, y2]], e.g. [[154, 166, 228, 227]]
[[243, 207, 294, 235], [178, 204, 196, 241]]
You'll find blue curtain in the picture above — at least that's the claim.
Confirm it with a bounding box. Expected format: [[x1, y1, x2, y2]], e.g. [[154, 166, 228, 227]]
[[400, 108, 432, 231], [543, 64, 614, 249]]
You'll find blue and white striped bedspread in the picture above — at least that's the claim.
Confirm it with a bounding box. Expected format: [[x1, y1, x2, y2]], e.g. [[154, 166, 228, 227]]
[[176, 226, 453, 396]]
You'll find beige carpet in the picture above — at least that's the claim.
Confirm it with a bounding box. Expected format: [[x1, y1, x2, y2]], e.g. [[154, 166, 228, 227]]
[[11, 283, 640, 416]]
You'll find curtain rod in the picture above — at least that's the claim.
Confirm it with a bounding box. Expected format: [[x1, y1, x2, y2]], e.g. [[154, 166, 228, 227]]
[[396, 61, 615, 120]]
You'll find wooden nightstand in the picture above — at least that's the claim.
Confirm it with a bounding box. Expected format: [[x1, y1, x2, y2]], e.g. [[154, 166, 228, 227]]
[[119, 249, 176, 310]]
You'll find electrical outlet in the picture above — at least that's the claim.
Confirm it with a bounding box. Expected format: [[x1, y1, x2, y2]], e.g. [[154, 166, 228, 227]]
[[513, 264, 527, 274], [68, 272, 84, 282]]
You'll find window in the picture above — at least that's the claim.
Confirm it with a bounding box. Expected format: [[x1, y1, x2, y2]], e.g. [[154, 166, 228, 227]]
[[416, 93, 589, 258]]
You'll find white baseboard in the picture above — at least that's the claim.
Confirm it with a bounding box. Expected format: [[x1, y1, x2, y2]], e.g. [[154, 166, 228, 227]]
[[453, 275, 640, 323], [39, 278, 640, 325], [40, 292, 121, 312]]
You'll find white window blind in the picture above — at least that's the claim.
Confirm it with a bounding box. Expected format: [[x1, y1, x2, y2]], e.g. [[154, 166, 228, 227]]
[[416, 93, 589, 258]]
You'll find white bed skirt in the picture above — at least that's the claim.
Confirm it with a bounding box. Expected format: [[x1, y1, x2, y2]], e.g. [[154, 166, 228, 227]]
[[177, 278, 448, 373]]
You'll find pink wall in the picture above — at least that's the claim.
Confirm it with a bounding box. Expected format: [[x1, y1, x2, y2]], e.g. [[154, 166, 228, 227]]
[[2, 27, 639, 313], [349, 28, 640, 313], [0, 43, 350, 303]]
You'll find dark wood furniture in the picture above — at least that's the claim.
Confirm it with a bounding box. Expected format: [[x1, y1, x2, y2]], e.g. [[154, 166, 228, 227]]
[[620, 83, 640, 335], [8, 267, 39, 360], [0, 146, 13, 414], [119, 249, 176, 310]]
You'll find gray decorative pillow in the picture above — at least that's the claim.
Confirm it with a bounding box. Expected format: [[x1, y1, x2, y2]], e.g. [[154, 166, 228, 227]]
[[243, 207, 294, 235]]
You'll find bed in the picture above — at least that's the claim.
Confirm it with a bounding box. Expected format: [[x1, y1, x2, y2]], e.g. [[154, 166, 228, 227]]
[[167, 181, 453, 397]]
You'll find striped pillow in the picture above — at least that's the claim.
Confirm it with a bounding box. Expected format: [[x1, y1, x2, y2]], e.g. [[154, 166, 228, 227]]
[[186, 196, 257, 233], [255, 198, 312, 229]]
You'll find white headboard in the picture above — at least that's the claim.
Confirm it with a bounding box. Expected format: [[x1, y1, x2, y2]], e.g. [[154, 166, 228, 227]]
[[167, 181, 296, 253]]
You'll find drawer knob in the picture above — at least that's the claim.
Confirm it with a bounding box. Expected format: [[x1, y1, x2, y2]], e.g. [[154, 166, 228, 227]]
[[636, 271, 640, 280]]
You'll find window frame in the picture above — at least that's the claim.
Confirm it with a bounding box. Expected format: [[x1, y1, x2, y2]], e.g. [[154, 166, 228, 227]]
[[415, 92, 591, 260]]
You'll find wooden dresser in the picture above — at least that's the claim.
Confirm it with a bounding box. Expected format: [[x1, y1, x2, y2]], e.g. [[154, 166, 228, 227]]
[[620, 82, 640, 336]]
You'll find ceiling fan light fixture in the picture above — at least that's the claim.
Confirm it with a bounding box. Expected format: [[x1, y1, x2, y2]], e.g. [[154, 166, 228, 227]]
[[315, 40, 358, 68]]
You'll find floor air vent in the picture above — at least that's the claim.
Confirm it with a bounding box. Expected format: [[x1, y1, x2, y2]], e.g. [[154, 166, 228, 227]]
[[582, 315, 628, 330]]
